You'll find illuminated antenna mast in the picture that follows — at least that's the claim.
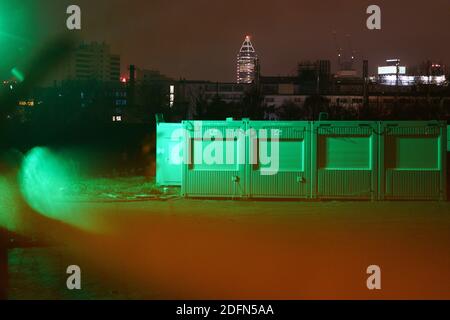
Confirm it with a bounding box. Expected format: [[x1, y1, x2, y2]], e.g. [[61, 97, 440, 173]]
[[237, 35, 258, 84]]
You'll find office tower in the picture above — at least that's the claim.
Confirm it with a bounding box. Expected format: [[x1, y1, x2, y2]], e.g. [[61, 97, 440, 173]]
[[236, 36, 258, 84]]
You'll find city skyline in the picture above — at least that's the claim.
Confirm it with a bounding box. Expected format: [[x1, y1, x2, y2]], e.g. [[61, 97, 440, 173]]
[[0, 0, 449, 82]]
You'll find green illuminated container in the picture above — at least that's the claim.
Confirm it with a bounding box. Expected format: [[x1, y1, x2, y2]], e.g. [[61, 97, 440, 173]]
[[156, 122, 183, 186], [311, 121, 378, 200], [246, 121, 312, 198], [378, 121, 447, 200], [182, 120, 247, 198], [158, 120, 446, 200], [447, 125, 450, 152]]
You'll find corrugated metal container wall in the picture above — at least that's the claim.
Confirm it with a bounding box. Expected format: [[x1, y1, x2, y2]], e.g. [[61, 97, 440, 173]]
[[182, 120, 247, 198], [156, 123, 183, 186], [447, 125, 450, 152], [378, 121, 447, 200], [447, 125, 450, 201], [311, 122, 378, 200], [246, 121, 312, 198]]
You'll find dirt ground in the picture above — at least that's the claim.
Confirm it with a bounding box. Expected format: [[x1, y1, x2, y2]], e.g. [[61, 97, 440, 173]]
[[6, 192, 450, 300]]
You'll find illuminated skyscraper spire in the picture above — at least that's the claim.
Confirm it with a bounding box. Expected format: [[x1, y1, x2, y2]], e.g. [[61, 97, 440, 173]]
[[236, 35, 258, 84]]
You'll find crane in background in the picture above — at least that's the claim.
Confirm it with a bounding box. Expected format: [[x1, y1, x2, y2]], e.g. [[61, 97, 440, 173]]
[[332, 31, 356, 72], [332, 31, 343, 71], [346, 33, 356, 70]]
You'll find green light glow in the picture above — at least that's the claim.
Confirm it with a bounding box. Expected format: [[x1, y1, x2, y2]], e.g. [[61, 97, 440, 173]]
[[11, 67, 25, 82], [0, 1, 40, 79], [19, 147, 97, 231], [19, 148, 75, 218], [0, 177, 19, 231]]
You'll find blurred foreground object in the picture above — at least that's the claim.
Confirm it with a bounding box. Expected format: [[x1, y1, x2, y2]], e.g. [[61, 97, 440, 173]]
[[0, 227, 7, 300], [0, 34, 76, 300]]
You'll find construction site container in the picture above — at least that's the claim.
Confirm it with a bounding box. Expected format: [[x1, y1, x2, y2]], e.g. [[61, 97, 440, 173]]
[[246, 121, 312, 198], [182, 120, 247, 198], [447, 125, 450, 152], [156, 122, 183, 186], [378, 121, 447, 200], [311, 121, 378, 200], [157, 120, 446, 200]]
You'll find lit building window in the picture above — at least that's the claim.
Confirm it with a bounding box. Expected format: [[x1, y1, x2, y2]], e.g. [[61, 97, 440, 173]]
[[169, 85, 175, 107], [18, 100, 35, 107]]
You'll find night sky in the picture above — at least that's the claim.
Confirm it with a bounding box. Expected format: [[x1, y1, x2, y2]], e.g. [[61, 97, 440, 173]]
[[1, 0, 449, 81]]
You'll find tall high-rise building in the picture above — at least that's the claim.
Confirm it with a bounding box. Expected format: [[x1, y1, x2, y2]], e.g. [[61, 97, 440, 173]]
[[72, 42, 120, 82], [236, 36, 258, 84], [43, 42, 120, 86]]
